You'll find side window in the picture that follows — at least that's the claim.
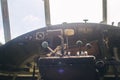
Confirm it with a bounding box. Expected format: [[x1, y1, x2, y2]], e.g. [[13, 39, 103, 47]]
[[108, 0, 120, 26], [8, 0, 45, 39]]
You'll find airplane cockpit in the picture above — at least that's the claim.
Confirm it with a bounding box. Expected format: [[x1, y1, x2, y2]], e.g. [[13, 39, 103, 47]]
[[0, 0, 120, 80]]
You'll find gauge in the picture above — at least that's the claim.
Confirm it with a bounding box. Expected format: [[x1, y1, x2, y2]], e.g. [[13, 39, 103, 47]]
[[36, 32, 44, 40]]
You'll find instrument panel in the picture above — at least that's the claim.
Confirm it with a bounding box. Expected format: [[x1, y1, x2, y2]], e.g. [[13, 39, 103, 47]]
[[0, 23, 119, 68]]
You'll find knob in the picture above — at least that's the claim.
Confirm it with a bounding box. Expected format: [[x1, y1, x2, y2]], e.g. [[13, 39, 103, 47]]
[[96, 60, 105, 68], [41, 41, 48, 48], [76, 40, 83, 47], [85, 43, 92, 49]]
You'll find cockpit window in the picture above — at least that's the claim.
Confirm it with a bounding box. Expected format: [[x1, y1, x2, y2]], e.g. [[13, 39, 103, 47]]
[[1, 0, 120, 44], [7, 0, 45, 39], [108, 0, 120, 26], [50, 0, 102, 25]]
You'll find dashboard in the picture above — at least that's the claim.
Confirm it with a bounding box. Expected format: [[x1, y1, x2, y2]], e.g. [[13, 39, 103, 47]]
[[0, 23, 120, 69]]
